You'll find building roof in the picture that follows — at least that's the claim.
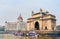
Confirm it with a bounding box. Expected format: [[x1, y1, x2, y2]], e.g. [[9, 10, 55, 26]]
[[32, 12, 46, 15], [28, 12, 56, 20], [32, 12, 55, 17]]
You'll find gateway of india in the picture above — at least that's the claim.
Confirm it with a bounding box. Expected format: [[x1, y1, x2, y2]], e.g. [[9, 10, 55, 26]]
[[27, 8, 56, 32]]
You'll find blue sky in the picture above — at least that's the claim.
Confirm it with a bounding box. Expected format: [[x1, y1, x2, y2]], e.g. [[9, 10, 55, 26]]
[[0, 0, 60, 26]]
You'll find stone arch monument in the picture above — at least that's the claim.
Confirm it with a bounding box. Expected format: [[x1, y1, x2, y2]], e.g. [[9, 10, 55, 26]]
[[27, 9, 56, 31]]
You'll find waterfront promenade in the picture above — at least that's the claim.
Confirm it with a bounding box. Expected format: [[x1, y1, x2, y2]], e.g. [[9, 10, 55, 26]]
[[0, 34, 60, 39]]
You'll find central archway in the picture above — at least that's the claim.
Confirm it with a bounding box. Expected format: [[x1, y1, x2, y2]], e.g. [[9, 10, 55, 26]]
[[35, 21, 39, 30]]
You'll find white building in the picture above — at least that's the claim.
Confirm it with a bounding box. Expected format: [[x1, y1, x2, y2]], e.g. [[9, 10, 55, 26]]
[[5, 15, 27, 31]]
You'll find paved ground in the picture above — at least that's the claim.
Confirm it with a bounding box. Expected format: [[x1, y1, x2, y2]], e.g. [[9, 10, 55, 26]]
[[17, 36, 59, 39]]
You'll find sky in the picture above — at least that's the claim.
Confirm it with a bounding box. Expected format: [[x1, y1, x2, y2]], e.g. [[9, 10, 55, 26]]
[[0, 0, 60, 26]]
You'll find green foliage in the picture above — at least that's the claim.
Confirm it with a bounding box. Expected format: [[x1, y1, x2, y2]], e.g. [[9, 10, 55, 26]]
[[56, 25, 60, 30], [0, 26, 5, 31]]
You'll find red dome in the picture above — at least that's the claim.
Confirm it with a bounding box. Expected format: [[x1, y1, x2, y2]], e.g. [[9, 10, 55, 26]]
[[17, 15, 23, 20]]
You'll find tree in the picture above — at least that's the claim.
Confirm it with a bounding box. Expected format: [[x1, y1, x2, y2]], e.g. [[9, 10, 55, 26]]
[[56, 25, 60, 30]]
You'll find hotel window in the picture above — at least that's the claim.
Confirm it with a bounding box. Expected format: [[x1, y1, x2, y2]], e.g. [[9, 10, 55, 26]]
[[45, 26, 48, 30]]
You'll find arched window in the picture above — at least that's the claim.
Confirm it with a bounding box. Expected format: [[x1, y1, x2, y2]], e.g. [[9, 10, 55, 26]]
[[45, 26, 48, 30]]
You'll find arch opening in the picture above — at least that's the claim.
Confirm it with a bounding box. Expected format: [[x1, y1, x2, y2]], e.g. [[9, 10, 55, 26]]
[[35, 21, 39, 30]]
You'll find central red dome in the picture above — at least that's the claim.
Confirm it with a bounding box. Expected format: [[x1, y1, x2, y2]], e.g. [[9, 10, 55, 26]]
[[17, 15, 23, 20]]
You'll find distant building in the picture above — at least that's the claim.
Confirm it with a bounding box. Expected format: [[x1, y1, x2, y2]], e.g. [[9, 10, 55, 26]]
[[27, 9, 56, 31], [5, 15, 27, 31]]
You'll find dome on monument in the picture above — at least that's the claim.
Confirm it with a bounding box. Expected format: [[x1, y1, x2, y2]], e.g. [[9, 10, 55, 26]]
[[17, 14, 23, 20]]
